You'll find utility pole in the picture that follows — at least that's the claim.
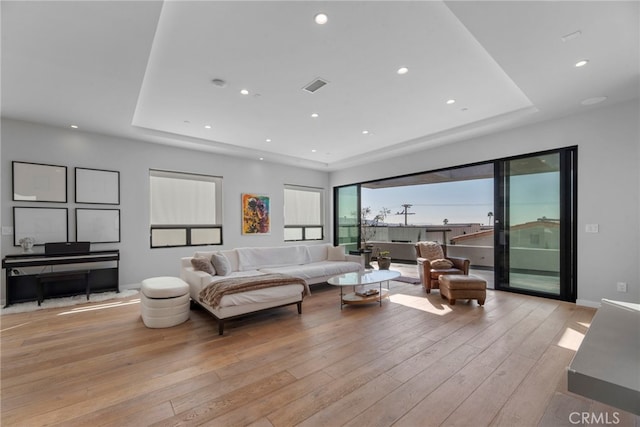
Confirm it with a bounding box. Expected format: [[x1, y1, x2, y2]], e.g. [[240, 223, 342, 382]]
[[396, 204, 415, 226]]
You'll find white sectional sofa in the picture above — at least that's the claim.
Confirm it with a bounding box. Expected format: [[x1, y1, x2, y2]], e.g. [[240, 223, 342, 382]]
[[180, 243, 363, 334]]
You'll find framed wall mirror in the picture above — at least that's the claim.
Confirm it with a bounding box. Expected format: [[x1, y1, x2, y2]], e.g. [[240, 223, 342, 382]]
[[75, 167, 120, 204], [12, 161, 67, 202], [76, 208, 120, 243], [13, 207, 68, 246]]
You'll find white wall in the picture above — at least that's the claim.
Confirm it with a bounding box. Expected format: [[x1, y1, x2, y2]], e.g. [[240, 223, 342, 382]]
[[3, 100, 638, 307], [331, 100, 640, 307], [1, 118, 330, 299]]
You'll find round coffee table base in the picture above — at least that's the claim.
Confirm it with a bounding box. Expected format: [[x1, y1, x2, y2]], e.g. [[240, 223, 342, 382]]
[[342, 289, 389, 305]]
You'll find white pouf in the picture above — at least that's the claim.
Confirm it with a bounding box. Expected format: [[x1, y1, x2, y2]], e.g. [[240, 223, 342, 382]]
[[140, 276, 190, 328]]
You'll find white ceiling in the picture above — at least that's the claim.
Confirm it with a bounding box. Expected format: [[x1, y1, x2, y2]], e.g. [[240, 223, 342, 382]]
[[2, 1, 638, 171]]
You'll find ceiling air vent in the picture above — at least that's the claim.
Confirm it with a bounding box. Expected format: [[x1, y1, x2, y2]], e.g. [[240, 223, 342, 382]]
[[302, 78, 328, 93]]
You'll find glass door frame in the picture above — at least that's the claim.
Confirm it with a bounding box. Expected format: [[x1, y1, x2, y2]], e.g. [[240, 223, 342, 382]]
[[494, 147, 577, 302], [333, 184, 361, 253]]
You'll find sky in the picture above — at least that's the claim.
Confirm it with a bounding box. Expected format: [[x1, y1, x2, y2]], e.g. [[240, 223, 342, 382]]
[[362, 179, 494, 226], [361, 172, 560, 226]]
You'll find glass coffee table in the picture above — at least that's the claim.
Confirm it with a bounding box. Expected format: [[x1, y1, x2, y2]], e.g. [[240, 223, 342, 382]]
[[328, 269, 401, 308]]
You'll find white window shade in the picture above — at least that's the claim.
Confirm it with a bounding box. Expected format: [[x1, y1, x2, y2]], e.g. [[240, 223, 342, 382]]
[[150, 170, 221, 225], [284, 187, 321, 225]]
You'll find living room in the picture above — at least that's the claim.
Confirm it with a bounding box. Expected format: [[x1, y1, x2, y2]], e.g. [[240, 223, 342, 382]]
[[1, 1, 639, 425]]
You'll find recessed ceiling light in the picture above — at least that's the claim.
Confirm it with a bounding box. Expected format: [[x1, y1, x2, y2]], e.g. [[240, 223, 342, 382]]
[[362, 130, 369, 135], [314, 13, 328, 25], [70, 125, 78, 129], [259, 157, 264, 161], [446, 99, 456, 105], [204, 125, 212, 129], [397, 67, 409, 75], [311, 113, 319, 118], [311, 149, 317, 153], [265, 138, 272, 143], [581, 96, 607, 106], [240, 89, 249, 95], [575, 59, 589, 67]]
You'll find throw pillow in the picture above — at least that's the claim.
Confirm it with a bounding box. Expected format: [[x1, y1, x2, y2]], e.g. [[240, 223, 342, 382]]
[[327, 245, 346, 261], [431, 258, 454, 269], [418, 241, 445, 260], [210, 252, 232, 276], [190, 256, 215, 275]]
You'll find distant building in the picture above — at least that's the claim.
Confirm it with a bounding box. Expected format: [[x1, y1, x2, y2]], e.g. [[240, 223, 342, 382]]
[[450, 229, 493, 246], [422, 223, 483, 244], [363, 223, 484, 244], [451, 220, 560, 249]]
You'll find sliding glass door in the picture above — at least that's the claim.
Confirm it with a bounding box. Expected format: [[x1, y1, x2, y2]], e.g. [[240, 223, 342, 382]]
[[495, 148, 577, 301], [332, 147, 577, 302]]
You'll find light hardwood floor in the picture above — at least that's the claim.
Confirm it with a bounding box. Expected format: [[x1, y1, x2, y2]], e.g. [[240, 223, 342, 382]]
[[1, 275, 638, 426]]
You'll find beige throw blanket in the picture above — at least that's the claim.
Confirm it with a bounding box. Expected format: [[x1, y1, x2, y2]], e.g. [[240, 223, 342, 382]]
[[199, 273, 310, 308]]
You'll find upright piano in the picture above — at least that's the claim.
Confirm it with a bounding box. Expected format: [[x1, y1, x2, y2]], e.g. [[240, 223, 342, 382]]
[[2, 250, 119, 307]]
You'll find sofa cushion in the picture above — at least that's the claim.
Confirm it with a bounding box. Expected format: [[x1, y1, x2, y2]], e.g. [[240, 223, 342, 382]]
[[308, 243, 330, 262], [195, 250, 239, 272], [211, 252, 232, 276], [418, 241, 445, 260], [236, 245, 311, 271], [194, 251, 217, 260], [327, 245, 346, 261], [430, 258, 453, 269], [191, 256, 215, 275], [216, 284, 305, 308], [260, 261, 362, 281]]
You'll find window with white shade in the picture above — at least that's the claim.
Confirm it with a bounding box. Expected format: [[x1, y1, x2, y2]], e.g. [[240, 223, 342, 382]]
[[149, 169, 223, 247], [284, 185, 323, 241]]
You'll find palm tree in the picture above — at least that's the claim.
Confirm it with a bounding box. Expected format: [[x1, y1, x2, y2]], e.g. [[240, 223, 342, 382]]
[[443, 218, 449, 225], [487, 211, 494, 226]]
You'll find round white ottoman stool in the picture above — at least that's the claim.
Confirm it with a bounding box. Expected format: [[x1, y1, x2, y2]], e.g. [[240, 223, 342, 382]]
[[141, 276, 190, 328]]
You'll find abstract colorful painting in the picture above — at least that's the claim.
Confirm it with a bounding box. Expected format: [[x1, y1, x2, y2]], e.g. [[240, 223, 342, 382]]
[[242, 194, 270, 235]]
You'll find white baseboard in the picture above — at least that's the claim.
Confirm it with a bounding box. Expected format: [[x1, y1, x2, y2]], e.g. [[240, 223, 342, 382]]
[[576, 298, 601, 308], [120, 283, 141, 291]]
